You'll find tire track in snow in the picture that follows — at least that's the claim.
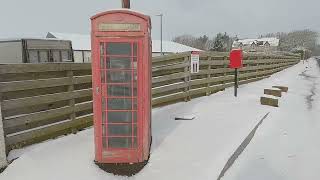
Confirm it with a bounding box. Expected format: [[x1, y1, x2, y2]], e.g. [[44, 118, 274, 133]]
[[299, 62, 318, 110], [217, 112, 270, 180], [0, 167, 5, 173]]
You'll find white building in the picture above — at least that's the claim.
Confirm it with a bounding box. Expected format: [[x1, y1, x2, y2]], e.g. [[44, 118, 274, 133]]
[[46, 32, 201, 62], [232, 37, 280, 52], [151, 40, 201, 57]]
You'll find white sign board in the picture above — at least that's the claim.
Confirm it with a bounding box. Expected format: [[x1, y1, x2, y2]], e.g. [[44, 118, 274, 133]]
[[191, 51, 200, 74], [0, 102, 7, 169]]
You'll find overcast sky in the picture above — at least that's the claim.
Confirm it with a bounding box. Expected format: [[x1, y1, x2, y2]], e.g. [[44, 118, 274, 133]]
[[0, 0, 319, 40]]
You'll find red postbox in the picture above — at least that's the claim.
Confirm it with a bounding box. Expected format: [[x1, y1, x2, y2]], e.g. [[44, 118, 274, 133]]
[[229, 49, 243, 97], [91, 9, 152, 174], [229, 49, 243, 69]]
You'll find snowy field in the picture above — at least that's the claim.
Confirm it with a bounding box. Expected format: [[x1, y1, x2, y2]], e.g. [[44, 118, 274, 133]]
[[222, 58, 320, 180], [1, 58, 319, 180]]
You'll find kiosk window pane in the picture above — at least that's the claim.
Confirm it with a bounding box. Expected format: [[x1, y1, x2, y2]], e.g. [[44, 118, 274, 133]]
[[108, 137, 132, 148], [107, 43, 131, 55], [108, 111, 132, 123], [133, 58, 137, 69], [107, 85, 133, 97], [133, 112, 137, 123], [133, 124, 137, 136], [134, 71, 137, 82], [108, 125, 132, 136], [133, 99, 137, 109], [107, 71, 132, 83], [107, 98, 132, 110], [107, 57, 131, 69]]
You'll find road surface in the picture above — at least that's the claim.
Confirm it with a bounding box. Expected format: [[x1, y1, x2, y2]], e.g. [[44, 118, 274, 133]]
[[222, 58, 320, 180]]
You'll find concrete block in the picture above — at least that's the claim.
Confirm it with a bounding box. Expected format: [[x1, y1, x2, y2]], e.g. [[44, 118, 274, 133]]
[[272, 86, 288, 92], [264, 88, 282, 97], [260, 96, 279, 107]]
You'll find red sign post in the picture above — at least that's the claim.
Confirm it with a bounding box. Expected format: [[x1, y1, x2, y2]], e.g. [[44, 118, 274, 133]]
[[229, 49, 243, 97]]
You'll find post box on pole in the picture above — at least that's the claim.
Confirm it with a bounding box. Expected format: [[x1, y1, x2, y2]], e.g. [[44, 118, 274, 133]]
[[229, 49, 243, 97]]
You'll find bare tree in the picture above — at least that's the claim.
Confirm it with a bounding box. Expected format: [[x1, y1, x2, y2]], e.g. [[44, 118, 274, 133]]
[[173, 34, 210, 50]]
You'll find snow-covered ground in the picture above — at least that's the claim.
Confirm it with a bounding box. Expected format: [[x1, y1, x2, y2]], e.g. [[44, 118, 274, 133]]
[[222, 58, 320, 180], [0, 58, 318, 180]]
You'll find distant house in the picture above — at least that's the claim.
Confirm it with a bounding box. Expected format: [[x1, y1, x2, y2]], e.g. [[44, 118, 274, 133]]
[[264, 41, 271, 47], [250, 42, 257, 51], [232, 37, 279, 52], [46, 32, 201, 63]]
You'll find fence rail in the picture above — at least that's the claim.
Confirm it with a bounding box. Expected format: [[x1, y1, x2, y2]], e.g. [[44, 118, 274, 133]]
[[0, 51, 300, 150]]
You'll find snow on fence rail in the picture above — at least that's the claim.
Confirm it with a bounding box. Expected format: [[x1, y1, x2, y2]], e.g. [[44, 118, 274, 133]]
[[0, 52, 300, 151]]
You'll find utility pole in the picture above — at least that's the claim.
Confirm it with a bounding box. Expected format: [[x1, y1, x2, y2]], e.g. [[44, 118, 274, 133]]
[[156, 14, 163, 55], [122, 0, 130, 9]]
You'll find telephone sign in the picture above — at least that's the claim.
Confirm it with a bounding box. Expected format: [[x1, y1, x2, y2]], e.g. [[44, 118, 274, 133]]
[[191, 51, 200, 73], [229, 49, 243, 69]]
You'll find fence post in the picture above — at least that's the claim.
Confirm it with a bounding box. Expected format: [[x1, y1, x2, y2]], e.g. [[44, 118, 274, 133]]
[[257, 56, 261, 78], [206, 56, 212, 96], [67, 70, 76, 133], [0, 95, 8, 169], [184, 55, 191, 101], [223, 56, 228, 89]]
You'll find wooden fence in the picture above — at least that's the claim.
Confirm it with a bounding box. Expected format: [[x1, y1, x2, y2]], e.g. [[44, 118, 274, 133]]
[[0, 52, 300, 151]]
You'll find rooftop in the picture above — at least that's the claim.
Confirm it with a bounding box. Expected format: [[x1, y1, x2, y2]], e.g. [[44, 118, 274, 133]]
[[46, 32, 202, 53], [233, 37, 280, 47]]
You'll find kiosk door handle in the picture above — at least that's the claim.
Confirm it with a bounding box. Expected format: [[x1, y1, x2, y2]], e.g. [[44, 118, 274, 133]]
[[96, 86, 100, 94]]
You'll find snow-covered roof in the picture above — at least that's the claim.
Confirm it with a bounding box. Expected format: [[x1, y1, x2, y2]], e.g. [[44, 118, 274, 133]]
[[0, 37, 71, 42], [233, 37, 279, 47], [46, 32, 202, 53], [152, 40, 201, 53], [47, 32, 91, 51]]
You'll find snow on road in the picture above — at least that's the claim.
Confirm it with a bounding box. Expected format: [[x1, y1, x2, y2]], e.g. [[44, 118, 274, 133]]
[[0, 58, 316, 180], [222, 58, 320, 180]]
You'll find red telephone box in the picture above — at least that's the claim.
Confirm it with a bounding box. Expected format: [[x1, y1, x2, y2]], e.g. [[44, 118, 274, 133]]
[[91, 9, 152, 173]]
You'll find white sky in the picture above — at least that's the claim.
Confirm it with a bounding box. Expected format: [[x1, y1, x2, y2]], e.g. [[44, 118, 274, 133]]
[[0, 0, 319, 40]]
